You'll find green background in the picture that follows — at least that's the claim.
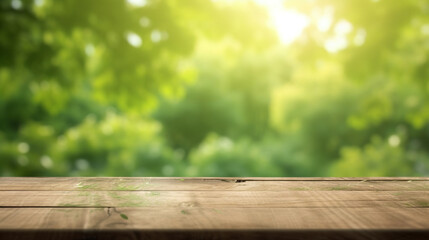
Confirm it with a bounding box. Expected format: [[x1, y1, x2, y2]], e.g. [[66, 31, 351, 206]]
[[1, 0, 429, 177]]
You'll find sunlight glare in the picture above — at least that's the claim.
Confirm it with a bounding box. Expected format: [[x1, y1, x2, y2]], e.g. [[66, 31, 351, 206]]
[[256, 0, 309, 45], [126, 32, 142, 47], [316, 7, 334, 32], [324, 19, 354, 53], [127, 0, 147, 7]]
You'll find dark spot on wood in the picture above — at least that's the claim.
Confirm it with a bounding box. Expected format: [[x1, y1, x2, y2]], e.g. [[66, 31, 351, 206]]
[[181, 210, 190, 215]]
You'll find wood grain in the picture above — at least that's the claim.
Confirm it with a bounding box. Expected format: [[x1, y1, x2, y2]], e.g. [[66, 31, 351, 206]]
[[1, 177, 428, 191], [1, 190, 429, 208], [1, 207, 429, 230], [0, 177, 428, 239]]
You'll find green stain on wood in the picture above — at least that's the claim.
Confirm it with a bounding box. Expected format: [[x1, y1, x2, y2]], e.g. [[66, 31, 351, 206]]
[[90, 208, 104, 213], [403, 200, 429, 208], [108, 191, 147, 207], [120, 213, 128, 220], [61, 190, 156, 209], [413, 201, 429, 208], [78, 191, 90, 196], [181, 210, 190, 215], [113, 183, 145, 191], [327, 186, 350, 191], [60, 191, 106, 208], [108, 192, 122, 199], [213, 208, 222, 214]]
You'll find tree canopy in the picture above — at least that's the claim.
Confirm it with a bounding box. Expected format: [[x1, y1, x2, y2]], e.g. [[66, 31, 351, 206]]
[[1, 0, 429, 177]]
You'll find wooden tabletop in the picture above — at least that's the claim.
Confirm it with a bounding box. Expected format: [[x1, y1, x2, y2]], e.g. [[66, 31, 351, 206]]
[[1, 177, 429, 239]]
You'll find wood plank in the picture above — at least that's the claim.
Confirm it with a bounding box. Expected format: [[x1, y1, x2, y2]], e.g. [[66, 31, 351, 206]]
[[1, 177, 428, 191], [1, 207, 429, 230], [1, 177, 428, 239], [0, 190, 428, 208]]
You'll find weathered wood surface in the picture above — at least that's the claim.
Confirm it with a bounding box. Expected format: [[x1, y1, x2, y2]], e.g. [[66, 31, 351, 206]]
[[1, 177, 429, 239]]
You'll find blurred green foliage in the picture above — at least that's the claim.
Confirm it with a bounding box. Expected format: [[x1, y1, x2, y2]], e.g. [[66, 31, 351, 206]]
[[1, 0, 428, 176]]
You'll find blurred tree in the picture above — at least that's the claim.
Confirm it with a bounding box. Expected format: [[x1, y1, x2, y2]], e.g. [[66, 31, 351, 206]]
[[0, 0, 278, 176], [0, 0, 277, 114], [51, 112, 184, 176], [187, 134, 282, 177], [155, 43, 291, 153], [1, 0, 429, 177], [271, 0, 429, 175]]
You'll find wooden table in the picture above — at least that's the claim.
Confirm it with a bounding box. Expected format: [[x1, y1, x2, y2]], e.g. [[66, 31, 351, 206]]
[[1, 177, 429, 239]]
